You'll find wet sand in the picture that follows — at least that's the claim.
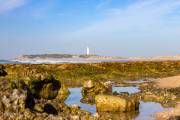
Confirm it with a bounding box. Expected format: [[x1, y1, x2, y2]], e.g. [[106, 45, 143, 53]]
[[155, 103, 180, 120]]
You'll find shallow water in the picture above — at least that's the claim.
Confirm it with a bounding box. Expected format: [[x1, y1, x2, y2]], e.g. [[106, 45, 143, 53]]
[[124, 79, 146, 84], [113, 86, 140, 94], [65, 88, 96, 113], [65, 87, 170, 120]]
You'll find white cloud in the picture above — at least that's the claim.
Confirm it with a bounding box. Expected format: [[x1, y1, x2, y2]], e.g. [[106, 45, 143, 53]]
[[0, 0, 27, 13]]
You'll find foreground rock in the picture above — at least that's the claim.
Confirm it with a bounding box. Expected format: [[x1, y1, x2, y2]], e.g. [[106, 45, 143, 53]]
[[95, 94, 139, 112], [28, 74, 61, 99], [81, 80, 113, 104], [0, 76, 93, 120]]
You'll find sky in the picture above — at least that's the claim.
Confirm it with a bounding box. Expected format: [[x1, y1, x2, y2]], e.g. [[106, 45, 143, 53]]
[[0, 0, 180, 59]]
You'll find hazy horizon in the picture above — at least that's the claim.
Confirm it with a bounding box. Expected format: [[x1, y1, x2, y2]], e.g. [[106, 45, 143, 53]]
[[1, 0, 180, 59]]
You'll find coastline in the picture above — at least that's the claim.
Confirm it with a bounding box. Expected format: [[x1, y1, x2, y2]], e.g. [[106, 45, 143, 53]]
[[1, 61, 180, 119]]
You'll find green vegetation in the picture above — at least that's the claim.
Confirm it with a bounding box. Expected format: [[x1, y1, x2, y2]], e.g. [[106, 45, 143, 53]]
[[3, 61, 180, 86]]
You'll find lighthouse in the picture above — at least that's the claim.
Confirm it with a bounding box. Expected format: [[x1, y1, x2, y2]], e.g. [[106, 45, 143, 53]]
[[86, 47, 90, 55]]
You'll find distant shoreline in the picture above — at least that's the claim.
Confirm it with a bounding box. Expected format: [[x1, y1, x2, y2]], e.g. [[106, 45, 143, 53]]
[[1, 54, 180, 64]]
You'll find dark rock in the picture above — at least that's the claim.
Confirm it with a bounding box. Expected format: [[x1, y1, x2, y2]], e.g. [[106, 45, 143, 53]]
[[0, 99, 5, 112], [0, 65, 7, 77], [25, 88, 35, 109], [0, 65, 5, 70], [168, 116, 180, 120], [44, 103, 58, 115], [28, 74, 61, 99]]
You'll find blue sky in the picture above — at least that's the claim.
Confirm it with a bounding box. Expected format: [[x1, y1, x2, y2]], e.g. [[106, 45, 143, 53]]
[[0, 0, 180, 59]]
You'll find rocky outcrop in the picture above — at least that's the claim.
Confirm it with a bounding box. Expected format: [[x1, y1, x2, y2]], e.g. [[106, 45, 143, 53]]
[[137, 82, 179, 107], [28, 74, 61, 99], [0, 65, 7, 76], [0, 77, 93, 120], [81, 80, 113, 104], [95, 94, 139, 112]]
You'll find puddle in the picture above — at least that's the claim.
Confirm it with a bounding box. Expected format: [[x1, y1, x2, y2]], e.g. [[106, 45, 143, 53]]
[[113, 86, 140, 94], [135, 101, 172, 120], [65, 87, 96, 113], [65, 86, 170, 120], [125, 79, 146, 84]]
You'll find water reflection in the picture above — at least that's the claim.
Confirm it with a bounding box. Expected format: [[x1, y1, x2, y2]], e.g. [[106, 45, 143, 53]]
[[65, 87, 96, 114], [113, 86, 140, 94]]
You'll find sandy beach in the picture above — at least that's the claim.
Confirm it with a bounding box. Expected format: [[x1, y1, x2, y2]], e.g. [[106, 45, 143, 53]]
[[156, 75, 180, 89]]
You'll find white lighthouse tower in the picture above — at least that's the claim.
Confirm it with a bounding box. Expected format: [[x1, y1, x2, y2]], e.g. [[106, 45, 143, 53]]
[[86, 47, 90, 55]]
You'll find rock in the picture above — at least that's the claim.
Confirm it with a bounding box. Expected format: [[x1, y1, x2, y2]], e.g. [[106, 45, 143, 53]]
[[95, 94, 139, 112], [69, 104, 80, 110], [1, 89, 28, 113], [44, 103, 58, 115], [56, 85, 70, 102], [93, 113, 100, 119], [0, 99, 5, 112], [83, 80, 94, 88], [39, 82, 60, 99], [23, 109, 36, 120], [70, 115, 80, 120], [0, 65, 5, 69], [45, 115, 64, 120], [97, 111, 139, 120], [0, 77, 93, 119], [34, 103, 44, 113], [101, 81, 114, 92], [168, 116, 180, 120], [0, 65, 7, 77], [81, 80, 112, 104], [28, 74, 61, 99], [70, 104, 81, 115]]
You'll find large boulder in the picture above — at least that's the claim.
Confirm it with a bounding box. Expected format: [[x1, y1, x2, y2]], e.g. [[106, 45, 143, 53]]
[[95, 94, 139, 112], [28, 74, 61, 99], [81, 80, 113, 104]]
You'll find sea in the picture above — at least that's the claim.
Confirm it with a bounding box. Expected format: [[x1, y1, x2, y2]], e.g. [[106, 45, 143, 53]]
[[0, 60, 20, 64]]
